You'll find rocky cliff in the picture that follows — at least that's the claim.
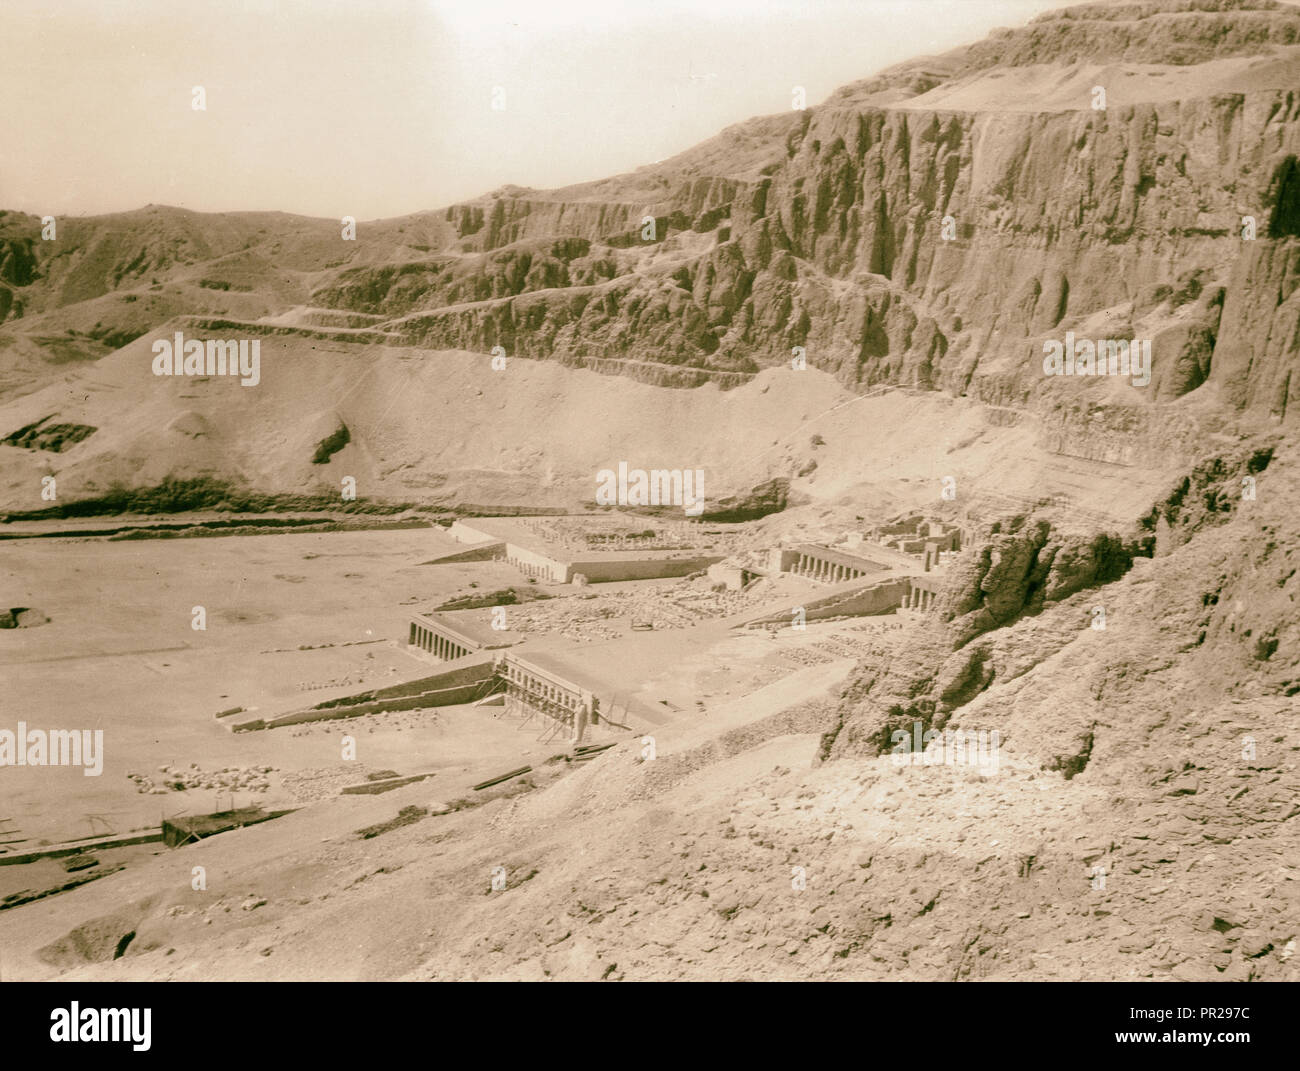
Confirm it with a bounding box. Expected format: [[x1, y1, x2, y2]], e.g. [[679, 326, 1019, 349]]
[[4, 1, 1297, 444], [330, 0, 1300, 444]]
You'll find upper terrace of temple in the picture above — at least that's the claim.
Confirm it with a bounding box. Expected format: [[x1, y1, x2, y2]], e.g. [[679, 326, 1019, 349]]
[[870, 515, 964, 555], [446, 516, 731, 584]]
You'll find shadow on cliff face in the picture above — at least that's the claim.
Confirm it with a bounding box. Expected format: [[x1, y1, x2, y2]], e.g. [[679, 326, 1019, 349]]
[[699, 477, 791, 522], [1268, 155, 1300, 239]]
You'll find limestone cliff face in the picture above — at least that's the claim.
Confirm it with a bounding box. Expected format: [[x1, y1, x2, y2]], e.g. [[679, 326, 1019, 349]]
[[4, 2, 1298, 463], [301, 1, 1300, 445], [827, 512, 1142, 758], [388, 89, 1299, 420], [938, 517, 1134, 648]]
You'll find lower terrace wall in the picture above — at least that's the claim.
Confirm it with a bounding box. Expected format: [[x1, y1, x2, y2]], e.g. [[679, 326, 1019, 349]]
[[568, 553, 723, 583], [228, 657, 495, 731], [738, 577, 913, 629]]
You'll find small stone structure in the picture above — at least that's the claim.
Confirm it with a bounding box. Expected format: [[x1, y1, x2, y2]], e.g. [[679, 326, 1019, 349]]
[[409, 613, 478, 661], [408, 609, 523, 662], [871, 516, 963, 556]]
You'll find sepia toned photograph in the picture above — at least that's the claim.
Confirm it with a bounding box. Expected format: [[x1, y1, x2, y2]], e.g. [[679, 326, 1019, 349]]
[[0, 0, 1296, 1031]]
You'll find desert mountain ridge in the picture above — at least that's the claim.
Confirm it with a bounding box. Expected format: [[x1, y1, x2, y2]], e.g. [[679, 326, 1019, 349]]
[[1, 0, 1299, 521]]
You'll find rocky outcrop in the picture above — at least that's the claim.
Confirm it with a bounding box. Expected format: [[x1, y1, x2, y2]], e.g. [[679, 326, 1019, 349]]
[[829, 439, 1277, 758], [940, 518, 1134, 647], [1136, 441, 1277, 553], [0, 235, 38, 289], [2, 415, 97, 453], [0, 607, 50, 629], [701, 477, 792, 522]]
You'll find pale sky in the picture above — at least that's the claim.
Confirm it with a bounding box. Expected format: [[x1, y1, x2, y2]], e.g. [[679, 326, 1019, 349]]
[[0, 0, 1064, 220]]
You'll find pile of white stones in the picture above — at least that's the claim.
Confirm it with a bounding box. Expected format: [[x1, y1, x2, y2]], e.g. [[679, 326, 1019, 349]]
[[127, 763, 276, 795]]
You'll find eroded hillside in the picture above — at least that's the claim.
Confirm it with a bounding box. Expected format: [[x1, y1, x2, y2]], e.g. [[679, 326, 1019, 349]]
[[2, 436, 1294, 982]]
